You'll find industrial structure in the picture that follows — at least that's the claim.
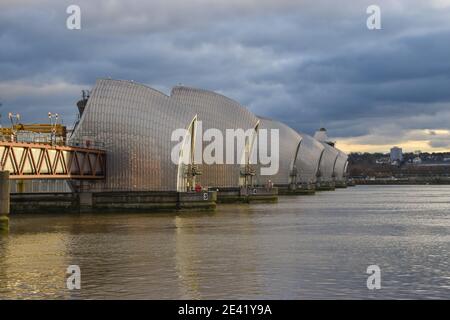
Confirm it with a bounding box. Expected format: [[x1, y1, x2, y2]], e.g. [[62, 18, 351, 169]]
[[256, 117, 302, 188], [0, 141, 105, 180], [69, 79, 348, 193], [0, 78, 350, 220], [296, 133, 326, 189], [171, 86, 260, 190], [69, 79, 198, 192]]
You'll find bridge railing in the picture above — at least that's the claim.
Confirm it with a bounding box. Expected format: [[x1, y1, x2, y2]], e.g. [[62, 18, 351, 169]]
[[0, 141, 106, 180], [67, 138, 106, 150], [1, 134, 66, 145], [0, 133, 106, 150]]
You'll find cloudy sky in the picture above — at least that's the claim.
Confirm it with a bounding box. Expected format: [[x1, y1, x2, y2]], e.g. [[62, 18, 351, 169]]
[[1, 0, 450, 153]]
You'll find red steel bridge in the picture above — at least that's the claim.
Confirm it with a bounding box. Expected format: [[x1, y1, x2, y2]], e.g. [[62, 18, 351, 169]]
[[0, 141, 106, 180]]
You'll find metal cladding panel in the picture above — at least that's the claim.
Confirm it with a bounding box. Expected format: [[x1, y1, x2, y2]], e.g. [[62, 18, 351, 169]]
[[69, 79, 197, 191], [171, 86, 259, 188], [10, 180, 72, 193], [256, 117, 302, 186], [295, 133, 325, 184], [334, 150, 348, 182], [318, 143, 340, 182]]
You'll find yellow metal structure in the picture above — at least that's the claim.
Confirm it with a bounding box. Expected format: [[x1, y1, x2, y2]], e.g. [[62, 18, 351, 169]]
[[0, 124, 67, 137]]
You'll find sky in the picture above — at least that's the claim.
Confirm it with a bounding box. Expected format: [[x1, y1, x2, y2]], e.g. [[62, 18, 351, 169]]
[[1, 0, 450, 153]]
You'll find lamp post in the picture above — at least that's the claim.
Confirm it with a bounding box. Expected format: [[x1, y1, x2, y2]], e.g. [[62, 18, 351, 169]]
[[48, 112, 59, 145], [8, 112, 20, 142]]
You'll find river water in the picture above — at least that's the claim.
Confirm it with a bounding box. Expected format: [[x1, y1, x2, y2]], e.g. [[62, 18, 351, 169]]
[[0, 185, 449, 299]]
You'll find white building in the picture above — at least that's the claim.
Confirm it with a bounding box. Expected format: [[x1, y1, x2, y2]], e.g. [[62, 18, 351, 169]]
[[390, 146, 403, 163]]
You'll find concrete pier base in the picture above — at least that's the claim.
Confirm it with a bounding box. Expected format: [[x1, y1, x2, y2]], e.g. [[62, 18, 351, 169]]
[[0, 171, 10, 232], [79, 192, 93, 213], [315, 181, 336, 191], [215, 187, 278, 203], [11, 193, 78, 213], [278, 187, 316, 195], [10, 190, 217, 214], [334, 181, 348, 188], [0, 215, 9, 233]]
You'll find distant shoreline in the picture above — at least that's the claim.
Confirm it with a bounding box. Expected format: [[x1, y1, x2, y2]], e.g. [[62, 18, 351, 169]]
[[354, 179, 450, 185]]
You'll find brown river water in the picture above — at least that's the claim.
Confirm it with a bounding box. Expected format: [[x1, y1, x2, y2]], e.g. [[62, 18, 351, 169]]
[[0, 185, 449, 299]]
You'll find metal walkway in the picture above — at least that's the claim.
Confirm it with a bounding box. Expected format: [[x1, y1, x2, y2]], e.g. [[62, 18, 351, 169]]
[[0, 141, 106, 180]]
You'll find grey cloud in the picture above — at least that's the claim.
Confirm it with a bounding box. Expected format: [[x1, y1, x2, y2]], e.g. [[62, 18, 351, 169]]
[[429, 139, 450, 148], [1, 0, 450, 149]]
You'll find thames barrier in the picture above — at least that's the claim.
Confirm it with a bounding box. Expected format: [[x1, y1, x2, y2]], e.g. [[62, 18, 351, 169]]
[[1, 78, 349, 214]]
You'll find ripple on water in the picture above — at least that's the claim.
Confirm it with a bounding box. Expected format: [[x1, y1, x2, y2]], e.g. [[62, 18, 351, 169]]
[[0, 185, 449, 299]]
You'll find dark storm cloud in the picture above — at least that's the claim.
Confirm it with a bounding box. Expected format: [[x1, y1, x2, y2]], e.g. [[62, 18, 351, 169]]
[[1, 0, 450, 151]]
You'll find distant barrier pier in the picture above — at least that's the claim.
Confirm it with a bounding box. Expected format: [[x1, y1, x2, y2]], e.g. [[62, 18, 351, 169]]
[[0, 171, 10, 231]]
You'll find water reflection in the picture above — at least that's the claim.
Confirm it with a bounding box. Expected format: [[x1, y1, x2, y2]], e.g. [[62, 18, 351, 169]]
[[174, 209, 263, 299], [0, 185, 449, 299], [0, 230, 71, 299]]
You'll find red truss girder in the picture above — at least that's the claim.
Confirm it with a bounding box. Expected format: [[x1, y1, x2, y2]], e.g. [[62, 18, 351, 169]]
[[0, 141, 106, 180]]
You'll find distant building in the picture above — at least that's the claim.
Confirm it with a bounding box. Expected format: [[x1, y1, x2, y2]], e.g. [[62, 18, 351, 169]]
[[412, 157, 422, 165], [375, 157, 390, 164], [390, 146, 403, 164]]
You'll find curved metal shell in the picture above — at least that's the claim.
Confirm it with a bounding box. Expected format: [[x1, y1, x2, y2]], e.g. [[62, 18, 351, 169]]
[[171, 86, 259, 188], [334, 150, 348, 183], [317, 143, 340, 183], [67, 79, 345, 192], [256, 117, 302, 186], [69, 79, 197, 191], [295, 133, 325, 185]]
